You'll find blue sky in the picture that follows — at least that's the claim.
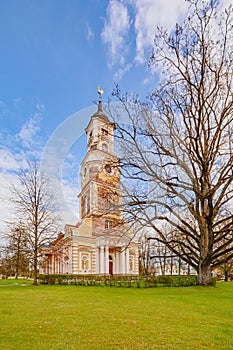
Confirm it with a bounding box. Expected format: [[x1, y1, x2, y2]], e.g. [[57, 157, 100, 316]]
[[2, 0, 215, 235]]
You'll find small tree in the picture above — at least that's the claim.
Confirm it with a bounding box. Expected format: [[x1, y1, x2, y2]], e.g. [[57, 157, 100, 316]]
[[110, 0, 233, 285], [11, 161, 59, 285]]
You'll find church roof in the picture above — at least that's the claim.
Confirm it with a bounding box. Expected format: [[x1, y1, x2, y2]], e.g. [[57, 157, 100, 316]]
[[91, 99, 112, 123], [92, 100, 109, 121], [85, 99, 114, 132]]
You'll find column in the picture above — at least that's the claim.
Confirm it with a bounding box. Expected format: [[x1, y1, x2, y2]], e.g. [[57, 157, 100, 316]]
[[54, 256, 57, 274], [121, 248, 126, 274], [95, 248, 99, 274], [115, 250, 119, 274], [134, 248, 139, 275], [51, 255, 54, 274], [105, 246, 109, 274], [69, 246, 72, 274], [100, 246, 104, 274], [125, 248, 129, 274]]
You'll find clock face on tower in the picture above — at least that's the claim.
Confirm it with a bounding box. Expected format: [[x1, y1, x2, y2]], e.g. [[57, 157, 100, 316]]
[[104, 164, 114, 175]]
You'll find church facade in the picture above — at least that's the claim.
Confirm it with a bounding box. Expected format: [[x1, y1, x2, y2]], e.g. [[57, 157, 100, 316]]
[[41, 100, 139, 275]]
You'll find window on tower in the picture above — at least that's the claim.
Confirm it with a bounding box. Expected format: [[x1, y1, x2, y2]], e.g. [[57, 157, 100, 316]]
[[82, 193, 90, 217], [84, 197, 88, 213], [88, 131, 93, 146], [105, 220, 113, 229], [101, 128, 108, 136], [100, 128, 108, 141]]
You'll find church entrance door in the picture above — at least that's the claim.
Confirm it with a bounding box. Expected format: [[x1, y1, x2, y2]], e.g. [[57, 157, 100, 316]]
[[109, 255, 113, 275]]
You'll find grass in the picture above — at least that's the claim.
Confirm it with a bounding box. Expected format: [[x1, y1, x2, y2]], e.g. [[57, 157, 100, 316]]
[[0, 282, 233, 349], [0, 278, 32, 285]]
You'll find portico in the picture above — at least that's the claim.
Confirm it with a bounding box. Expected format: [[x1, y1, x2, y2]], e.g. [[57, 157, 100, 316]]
[[96, 238, 137, 275]]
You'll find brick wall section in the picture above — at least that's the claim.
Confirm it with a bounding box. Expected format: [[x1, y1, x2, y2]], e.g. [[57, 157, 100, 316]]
[[97, 185, 120, 213], [91, 215, 121, 237]]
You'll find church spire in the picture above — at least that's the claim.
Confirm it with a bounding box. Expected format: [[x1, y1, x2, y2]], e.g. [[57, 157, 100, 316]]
[[98, 99, 103, 113], [97, 84, 104, 113]]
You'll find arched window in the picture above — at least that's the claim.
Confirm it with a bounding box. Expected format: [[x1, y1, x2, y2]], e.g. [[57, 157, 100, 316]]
[[129, 257, 134, 272]]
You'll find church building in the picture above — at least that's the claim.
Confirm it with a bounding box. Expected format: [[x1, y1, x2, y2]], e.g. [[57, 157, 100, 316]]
[[41, 96, 139, 275]]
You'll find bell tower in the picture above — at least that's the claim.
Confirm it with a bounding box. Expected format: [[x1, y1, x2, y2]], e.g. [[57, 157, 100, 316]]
[[41, 87, 140, 276], [78, 91, 122, 236], [86, 100, 115, 155]]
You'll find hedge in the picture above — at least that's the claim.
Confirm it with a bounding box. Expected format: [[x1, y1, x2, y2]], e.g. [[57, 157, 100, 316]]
[[38, 274, 201, 288]]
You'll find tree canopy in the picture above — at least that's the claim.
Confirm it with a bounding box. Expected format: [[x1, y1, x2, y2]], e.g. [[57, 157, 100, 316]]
[[10, 161, 59, 284], [110, 0, 233, 285]]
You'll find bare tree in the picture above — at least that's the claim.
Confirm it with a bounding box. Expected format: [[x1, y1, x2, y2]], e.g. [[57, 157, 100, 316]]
[[11, 161, 59, 285], [4, 221, 29, 278], [110, 0, 233, 285]]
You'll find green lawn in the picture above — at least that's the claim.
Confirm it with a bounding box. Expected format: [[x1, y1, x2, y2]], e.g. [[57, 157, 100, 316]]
[[0, 282, 232, 349], [0, 278, 32, 285]]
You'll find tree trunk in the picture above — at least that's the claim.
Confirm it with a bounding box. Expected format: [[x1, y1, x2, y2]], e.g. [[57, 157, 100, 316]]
[[16, 248, 20, 279], [198, 220, 214, 286], [224, 271, 229, 282], [33, 249, 38, 286], [197, 263, 213, 286]]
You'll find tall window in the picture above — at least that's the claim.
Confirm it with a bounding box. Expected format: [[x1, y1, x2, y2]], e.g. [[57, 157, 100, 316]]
[[105, 220, 113, 229], [129, 257, 134, 272], [82, 193, 90, 217], [81, 256, 89, 270], [83, 196, 88, 214]]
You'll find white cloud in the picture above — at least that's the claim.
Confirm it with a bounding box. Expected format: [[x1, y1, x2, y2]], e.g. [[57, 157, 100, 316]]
[[0, 149, 19, 171], [101, 0, 130, 67], [0, 100, 10, 120], [0, 100, 46, 240], [17, 103, 44, 150], [87, 24, 95, 42], [0, 172, 20, 241], [114, 63, 132, 80], [18, 116, 40, 145], [102, 0, 229, 70], [13, 97, 23, 107], [101, 0, 189, 78], [133, 0, 189, 64]]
